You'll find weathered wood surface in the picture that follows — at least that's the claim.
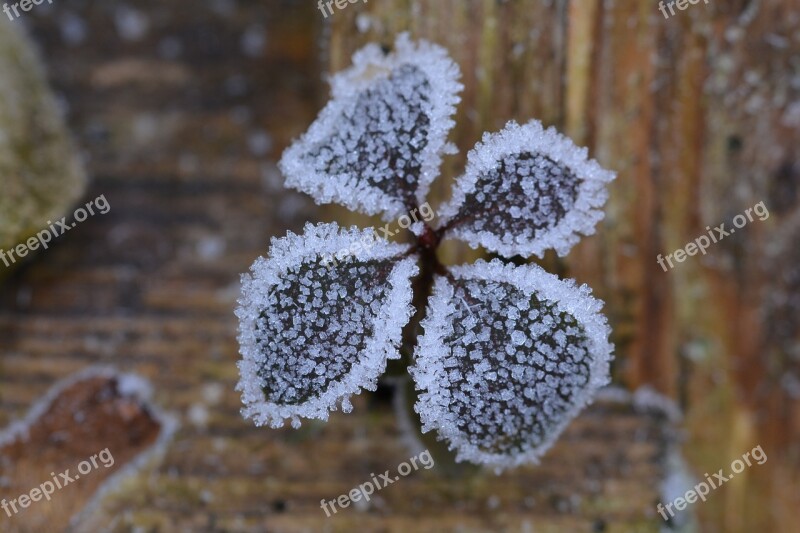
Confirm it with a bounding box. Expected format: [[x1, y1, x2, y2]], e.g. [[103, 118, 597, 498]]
[[327, 1, 800, 532], [2, 0, 789, 531]]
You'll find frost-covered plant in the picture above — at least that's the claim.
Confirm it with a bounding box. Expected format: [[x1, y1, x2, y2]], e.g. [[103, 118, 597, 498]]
[[236, 34, 616, 470]]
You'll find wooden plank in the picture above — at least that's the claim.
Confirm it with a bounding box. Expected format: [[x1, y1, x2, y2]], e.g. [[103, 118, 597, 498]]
[[0, 0, 701, 530]]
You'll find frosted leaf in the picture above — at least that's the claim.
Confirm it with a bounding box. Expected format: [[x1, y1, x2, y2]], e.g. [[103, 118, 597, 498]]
[[236, 222, 419, 428], [279, 33, 462, 220], [437, 121, 616, 258], [410, 259, 613, 470]]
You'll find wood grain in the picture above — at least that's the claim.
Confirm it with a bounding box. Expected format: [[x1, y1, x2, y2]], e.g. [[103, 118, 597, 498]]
[[4, 0, 793, 531], [327, 1, 800, 532]]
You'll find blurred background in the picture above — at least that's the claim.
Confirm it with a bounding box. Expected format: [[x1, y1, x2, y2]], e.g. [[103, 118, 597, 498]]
[[0, 1, 798, 531]]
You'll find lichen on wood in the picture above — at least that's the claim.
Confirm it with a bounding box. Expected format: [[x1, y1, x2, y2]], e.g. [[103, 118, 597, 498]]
[[0, 23, 86, 269]]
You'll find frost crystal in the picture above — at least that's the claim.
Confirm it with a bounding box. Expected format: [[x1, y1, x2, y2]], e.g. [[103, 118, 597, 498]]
[[410, 259, 613, 470], [437, 121, 616, 258], [238, 35, 618, 469], [236, 223, 418, 428], [279, 33, 462, 221]]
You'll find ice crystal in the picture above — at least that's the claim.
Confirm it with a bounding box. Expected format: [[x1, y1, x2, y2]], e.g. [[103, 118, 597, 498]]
[[437, 121, 616, 258], [236, 34, 616, 468], [410, 260, 612, 469], [236, 223, 418, 428], [279, 34, 462, 221]]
